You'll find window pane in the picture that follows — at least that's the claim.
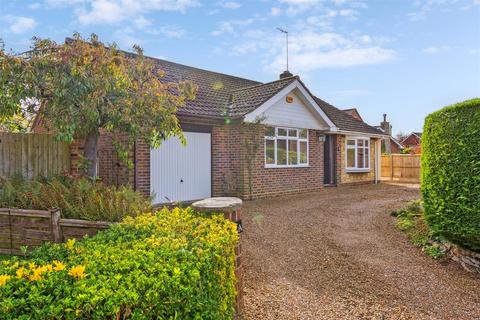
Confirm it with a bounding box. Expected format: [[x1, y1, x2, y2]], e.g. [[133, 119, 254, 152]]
[[265, 139, 275, 164], [288, 129, 297, 137], [364, 139, 369, 147], [357, 139, 364, 147], [357, 147, 364, 168], [365, 146, 369, 168], [347, 139, 355, 146], [277, 139, 287, 165], [299, 141, 308, 164], [347, 148, 355, 167], [277, 128, 287, 136], [288, 140, 298, 165], [266, 127, 275, 137], [299, 129, 308, 139]]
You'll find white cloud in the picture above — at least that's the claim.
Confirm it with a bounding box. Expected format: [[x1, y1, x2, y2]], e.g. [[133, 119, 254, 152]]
[[270, 7, 282, 16], [218, 1, 241, 9], [153, 25, 186, 38], [224, 28, 396, 73], [271, 46, 395, 70], [2, 15, 37, 34], [211, 18, 254, 36], [422, 45, 450, 54], [47, 0, 199, 26]]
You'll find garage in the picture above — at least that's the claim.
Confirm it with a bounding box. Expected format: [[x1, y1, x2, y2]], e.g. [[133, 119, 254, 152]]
[[150, 131, 211, 204]]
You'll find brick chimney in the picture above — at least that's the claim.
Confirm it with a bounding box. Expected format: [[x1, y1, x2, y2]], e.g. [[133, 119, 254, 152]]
[[279, 70, 293, 79]]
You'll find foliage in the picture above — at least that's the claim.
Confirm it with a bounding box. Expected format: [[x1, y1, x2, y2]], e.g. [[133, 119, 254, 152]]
[[239, 116, 266, 198], [421, 98, 480, 252], [0, 208, 238, 319], [392, 200, 445, 259], [0, 174, 151, 221], [0, 33, 197, 176]]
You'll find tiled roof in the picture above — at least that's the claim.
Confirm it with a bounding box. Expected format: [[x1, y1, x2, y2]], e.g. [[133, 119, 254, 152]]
[[150, 58, 261, 119], [313, 97, 384, 135], [147, 56, 383, 135], [228, 76, 298, 117]]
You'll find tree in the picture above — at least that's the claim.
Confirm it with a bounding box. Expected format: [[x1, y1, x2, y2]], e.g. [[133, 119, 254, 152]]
[[0, 33, 196, 176]]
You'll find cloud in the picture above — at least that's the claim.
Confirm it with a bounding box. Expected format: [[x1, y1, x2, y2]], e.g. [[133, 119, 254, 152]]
[[151, 25, 186, 38], [218, 1, 241, 9], [28, 2, 42, 9], [211, 18, 254, 36], [224, 28, 396, 73], [270, 7, 282, 16], [46, 0, 199, 26], [407, 0, 471, 21], [2, 15, 37, 34], [422, 45, 450, 54]]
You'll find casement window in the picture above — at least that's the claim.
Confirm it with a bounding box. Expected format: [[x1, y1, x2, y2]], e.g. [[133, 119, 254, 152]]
[[265, 127, 308, 167], [346, 137, 370, 171]]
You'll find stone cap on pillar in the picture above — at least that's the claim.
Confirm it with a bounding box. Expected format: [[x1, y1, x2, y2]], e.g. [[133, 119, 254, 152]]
[[192, 197, 242, 212]]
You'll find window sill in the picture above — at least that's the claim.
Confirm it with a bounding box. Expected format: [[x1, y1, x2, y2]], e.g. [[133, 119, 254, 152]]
[[265, 164, 310, 169], [345, 168, 371, 173]]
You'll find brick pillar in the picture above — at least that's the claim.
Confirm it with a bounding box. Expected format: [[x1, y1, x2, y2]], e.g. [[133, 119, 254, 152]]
[[191, 197, 244, 319]]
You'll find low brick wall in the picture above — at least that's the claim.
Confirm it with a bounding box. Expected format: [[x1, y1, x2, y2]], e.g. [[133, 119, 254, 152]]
[[0, 208, 110, 255], [192, 198, 244, 319]]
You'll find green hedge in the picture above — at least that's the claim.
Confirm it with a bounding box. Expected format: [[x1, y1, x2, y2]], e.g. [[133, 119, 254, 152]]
[[421, 98, 480, 251], [0, 175, 151, 221], [0, 208, 238, 319]]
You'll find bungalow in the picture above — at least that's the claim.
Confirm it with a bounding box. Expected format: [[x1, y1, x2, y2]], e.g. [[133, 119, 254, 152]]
[[35, 57, 386, 204]]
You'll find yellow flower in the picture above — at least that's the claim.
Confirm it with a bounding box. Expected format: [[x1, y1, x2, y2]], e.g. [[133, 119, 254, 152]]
[[29, 273, 42, 281], [16, 267, 25, 279], [53, 260, 66, 271], [0, 275, 12, 286], [68, 265, 86, 279], [29, 265, 49, 281], [28, 262, 36, 270]]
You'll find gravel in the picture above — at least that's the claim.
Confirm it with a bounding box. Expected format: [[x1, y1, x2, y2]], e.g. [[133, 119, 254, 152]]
[[242, 183, 480, 320]]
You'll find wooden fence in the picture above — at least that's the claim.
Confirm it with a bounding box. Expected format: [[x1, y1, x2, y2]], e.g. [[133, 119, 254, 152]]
[[381, 154, 421, 183], [0, 208, 110, 255], [0, 132, 70, 179]]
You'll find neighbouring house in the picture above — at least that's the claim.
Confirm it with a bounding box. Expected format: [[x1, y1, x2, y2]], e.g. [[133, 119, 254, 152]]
[[400, 132, 422, 154], [342, 108, 364, 122], [34, 57, 386, 204], [373, 114, 404, 154]]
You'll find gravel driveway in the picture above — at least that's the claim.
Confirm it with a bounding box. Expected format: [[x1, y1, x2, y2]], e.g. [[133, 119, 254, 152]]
[[242, 184, 480, 320]]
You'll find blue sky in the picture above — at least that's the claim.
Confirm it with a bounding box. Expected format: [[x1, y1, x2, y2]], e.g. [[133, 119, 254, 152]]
[[1, 0, 479, 135]]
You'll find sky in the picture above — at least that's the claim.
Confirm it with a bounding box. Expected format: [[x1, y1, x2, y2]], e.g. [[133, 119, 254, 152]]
[[1, 0, 479, 135]]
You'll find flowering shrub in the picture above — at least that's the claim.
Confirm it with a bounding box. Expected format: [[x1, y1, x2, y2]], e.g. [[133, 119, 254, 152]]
[[0, 208, 238, 319], [0, 174, 151, 221]]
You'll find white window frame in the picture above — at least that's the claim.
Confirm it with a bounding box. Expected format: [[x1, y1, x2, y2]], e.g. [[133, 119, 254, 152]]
[[345, 137, 370, 172], [265, 127, 309, 168]]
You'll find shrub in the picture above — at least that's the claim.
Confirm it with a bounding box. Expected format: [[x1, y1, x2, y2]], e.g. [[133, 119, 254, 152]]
[[392, 200, 445, 259], [421, 98, 480, 251], [0, 208, 238, 319], [0, 175, 151, 221]]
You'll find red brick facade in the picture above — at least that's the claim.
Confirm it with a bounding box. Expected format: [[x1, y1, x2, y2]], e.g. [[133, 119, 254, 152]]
[[45, 121, 378, 200]]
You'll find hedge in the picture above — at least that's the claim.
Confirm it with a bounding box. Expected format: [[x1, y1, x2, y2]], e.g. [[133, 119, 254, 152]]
[[421, 98, 480, 251], [0, 175, 152, 221], [0, 208, 238, 319]]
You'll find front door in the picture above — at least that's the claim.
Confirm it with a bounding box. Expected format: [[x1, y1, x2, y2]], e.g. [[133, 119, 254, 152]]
[[324, 135, 337, 185]]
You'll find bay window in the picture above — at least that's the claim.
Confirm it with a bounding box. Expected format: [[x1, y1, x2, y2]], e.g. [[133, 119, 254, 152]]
[[346, 137, 370, 171], [265, 127, 308, 167]]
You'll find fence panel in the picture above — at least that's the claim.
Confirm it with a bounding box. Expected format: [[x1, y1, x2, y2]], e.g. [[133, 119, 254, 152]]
[[0, 132, 70, 179], [0, 208, 110, 255], [381, 154, 421, 183]]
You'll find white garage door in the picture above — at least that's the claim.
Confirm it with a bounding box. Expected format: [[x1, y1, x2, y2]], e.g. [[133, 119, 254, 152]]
[[150, 131, 211, 204]]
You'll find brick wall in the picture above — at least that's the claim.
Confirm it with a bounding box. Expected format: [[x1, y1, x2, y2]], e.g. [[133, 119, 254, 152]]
[[336, 135, 377, 185], [211, 124, 325, 199]]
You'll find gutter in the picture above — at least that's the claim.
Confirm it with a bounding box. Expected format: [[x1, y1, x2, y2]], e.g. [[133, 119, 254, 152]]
[[326, 129, 388, 139]]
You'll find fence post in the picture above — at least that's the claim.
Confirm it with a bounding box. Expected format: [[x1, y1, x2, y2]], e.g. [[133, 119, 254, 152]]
[[390, 154, 394, 180], [50, 209, 61, 243]]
